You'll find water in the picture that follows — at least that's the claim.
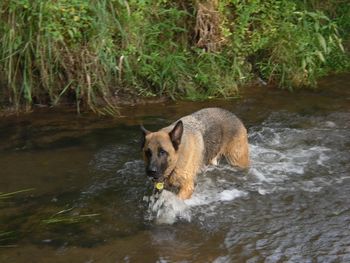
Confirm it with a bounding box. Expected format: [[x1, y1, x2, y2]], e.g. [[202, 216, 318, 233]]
[[1, 74, 350, 262]]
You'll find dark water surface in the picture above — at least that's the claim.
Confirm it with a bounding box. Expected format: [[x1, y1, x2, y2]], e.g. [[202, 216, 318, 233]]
[[1, 74, 350, 262]]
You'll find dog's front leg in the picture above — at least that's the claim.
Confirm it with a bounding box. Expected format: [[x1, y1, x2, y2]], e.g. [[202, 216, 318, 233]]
[[177, 182, 194, 200]]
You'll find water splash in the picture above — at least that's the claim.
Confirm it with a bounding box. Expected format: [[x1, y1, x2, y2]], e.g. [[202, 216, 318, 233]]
[[142, 112, 350, 227], [245, 112, 350, 195], [143, 176, 248, 225], [144, 190, 191, 224], [86, 111, 350, 234]]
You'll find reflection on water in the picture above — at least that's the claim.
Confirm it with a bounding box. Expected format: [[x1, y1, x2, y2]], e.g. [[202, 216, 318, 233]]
[[1, 74, 350, 262]]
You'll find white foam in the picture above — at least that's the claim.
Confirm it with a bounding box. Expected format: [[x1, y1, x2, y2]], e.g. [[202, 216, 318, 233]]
[[213, 255, 231, 263], [257, 187, 272, 195], [300, 181, 322, 192], [324, 121, 336, 128], [145, 190, 191, 224], [219, 189, 247, 201], [145, 182, 247, 224], [185, 186, 247, 207], [248, 141, 332, 189], [249, 167, 272, 182]]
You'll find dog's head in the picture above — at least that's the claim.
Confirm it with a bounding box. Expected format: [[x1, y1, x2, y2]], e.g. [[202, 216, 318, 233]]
[[140, 121, 183, 182]]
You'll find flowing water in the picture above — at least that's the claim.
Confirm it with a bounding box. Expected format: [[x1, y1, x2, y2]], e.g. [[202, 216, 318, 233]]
[[1, 74, 350, 262]]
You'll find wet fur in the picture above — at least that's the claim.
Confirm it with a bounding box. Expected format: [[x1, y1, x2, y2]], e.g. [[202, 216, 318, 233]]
[[141, 108, 249, 199]]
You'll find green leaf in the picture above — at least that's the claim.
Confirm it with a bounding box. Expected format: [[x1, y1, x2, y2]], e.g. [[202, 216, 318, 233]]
[[316, 33, 327, 53], [316, 50, 325, 63]]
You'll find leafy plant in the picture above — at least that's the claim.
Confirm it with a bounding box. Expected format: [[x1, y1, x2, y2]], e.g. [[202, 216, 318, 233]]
[[219, 0, 346, 89], [0, 0, 348, 113]]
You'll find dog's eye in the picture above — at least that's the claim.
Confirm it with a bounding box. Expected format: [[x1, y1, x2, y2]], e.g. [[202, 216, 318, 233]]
[[158, 148, 167, 156], [145, 149, 152, 158]]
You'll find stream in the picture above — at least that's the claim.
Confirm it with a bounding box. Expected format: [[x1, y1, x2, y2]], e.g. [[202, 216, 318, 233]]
[[1, 74, 350, 262]]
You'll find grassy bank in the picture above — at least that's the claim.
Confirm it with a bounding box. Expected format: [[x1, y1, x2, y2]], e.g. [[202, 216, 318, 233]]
[[0, 0, 349, 114]]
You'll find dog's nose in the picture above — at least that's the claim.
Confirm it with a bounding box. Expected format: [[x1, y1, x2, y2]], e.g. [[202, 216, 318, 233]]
[[147, 167, 158, 178]]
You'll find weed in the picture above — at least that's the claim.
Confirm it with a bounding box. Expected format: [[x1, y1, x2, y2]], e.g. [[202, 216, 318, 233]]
[[42, 207, 99, 225], [0, 188, 35, 201], [0, 0, 348, 113]]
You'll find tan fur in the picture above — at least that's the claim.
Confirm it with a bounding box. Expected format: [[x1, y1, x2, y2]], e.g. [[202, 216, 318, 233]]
[[142, 108, 249, 200], [224, 125, 250, 168]]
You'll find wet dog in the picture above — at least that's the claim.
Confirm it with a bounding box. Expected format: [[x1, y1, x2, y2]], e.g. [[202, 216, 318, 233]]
[[141, 108, 249, 199]]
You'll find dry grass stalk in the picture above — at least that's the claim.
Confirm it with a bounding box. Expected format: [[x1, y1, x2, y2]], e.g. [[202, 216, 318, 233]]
[[194, 0, 225, 52]]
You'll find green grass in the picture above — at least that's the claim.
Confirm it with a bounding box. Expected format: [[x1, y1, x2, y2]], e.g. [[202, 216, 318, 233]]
[[41, 207, 99, 225], [0, 188, 35, 201], [0, 0, 348, 114], [0, 231, 17, 245], [0, 190, 99, 247]]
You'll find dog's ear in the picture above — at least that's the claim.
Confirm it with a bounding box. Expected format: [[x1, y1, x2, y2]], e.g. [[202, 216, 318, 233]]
[[140, 125, 151, 148], [169, 121, 183, 151]]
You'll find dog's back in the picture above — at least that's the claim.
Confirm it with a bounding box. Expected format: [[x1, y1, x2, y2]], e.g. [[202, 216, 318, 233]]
[[164, 107, 249, 168]]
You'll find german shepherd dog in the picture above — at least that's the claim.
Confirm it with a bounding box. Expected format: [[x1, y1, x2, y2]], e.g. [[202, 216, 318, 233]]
[[141, 108, 249, 200]]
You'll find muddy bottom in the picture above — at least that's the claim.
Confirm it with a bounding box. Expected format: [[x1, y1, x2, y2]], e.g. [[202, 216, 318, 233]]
[[1, 74, 350, 262]]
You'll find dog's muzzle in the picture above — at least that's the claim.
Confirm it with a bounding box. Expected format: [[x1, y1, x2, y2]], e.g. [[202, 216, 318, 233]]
[[146, 165, 162, 180], [146, 171, 161, 180]]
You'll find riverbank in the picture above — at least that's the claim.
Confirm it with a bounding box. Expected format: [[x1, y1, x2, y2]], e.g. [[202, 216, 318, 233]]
[[1, 1, 349, 115], [1, 73, 349, 144]]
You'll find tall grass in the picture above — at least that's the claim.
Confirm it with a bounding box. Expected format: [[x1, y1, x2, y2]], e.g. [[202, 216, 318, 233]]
[[218, 0, 347, 90], [0, 0, 348, 113], [0, 0, 122, 114]]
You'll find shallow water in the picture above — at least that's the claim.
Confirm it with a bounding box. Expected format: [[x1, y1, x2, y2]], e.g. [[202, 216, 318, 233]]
[[1, 74, 350, 262]]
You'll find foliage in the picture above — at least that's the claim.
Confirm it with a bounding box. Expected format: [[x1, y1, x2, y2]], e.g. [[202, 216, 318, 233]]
[[0, 0, 122, 114], [42, 208, 99, 225], [219, 0, 347, 89], [0, 188, 34, 201], [0, 0, 348, 113]]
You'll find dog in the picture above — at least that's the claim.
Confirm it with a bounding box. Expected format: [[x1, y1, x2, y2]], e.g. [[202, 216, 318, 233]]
[[141, 107, 249, 200]]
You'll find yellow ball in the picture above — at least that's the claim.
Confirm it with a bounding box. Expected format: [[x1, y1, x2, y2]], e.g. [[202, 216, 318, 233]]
[[155, 182, 164, 190]]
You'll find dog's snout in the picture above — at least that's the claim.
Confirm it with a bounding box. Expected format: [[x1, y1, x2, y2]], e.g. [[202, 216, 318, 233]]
[[147, 166, 158, 178]]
